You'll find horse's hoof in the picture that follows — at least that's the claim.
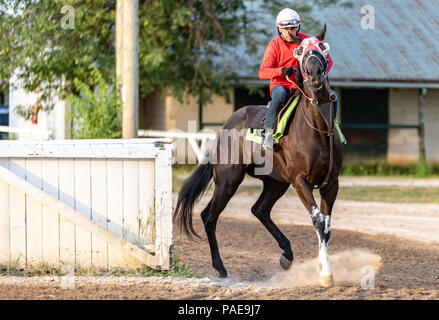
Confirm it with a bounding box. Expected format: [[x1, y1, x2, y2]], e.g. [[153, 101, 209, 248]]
[[280, 255, 293, 270], [218, 271, 228, 278], [319, 274, 334, 288]]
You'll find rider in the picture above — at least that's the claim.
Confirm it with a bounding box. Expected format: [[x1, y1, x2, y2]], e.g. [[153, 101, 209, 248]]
[[259, 8, 336, 149]]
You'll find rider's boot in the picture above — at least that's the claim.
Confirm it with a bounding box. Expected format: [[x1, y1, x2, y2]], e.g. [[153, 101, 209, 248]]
[[262, 128, 274, 150]]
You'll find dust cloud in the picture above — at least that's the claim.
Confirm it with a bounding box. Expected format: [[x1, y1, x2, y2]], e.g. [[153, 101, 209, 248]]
[[262, 248, 382, 288]]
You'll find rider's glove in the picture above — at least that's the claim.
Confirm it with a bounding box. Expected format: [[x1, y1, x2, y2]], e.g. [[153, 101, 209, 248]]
[[282, 67, 296, 77]]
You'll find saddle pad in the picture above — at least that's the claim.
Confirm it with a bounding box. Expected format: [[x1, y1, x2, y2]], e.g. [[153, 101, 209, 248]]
[[245, 95, 347, 145], [245, 94, 300, 144], [334, 120, 347, 144], [245, 128, 264, 144], [273, 94, 301, 141]]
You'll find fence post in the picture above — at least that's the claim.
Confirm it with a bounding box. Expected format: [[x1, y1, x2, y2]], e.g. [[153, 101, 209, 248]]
[[418, 88, 427, 163]]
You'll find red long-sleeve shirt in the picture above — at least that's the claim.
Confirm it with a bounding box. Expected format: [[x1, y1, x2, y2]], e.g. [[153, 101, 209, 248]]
[[259, 33, 333, 96]]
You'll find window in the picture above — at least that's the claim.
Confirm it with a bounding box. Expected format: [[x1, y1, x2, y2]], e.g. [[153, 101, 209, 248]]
[[234, 86, 270, 111], [340, 88, 389, 161]]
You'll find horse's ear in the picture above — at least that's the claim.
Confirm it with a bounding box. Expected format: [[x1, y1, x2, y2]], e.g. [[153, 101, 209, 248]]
[[316, 23, 327, 41]]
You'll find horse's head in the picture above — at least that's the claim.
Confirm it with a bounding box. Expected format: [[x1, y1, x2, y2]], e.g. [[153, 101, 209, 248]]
[[290, 24, 331, 91]]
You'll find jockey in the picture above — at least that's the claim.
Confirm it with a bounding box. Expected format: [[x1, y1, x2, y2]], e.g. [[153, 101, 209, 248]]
[[259, 8, 336, 149]]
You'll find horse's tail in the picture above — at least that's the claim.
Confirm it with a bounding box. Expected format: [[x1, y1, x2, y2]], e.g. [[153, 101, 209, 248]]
[[173, 163, 213, 240]]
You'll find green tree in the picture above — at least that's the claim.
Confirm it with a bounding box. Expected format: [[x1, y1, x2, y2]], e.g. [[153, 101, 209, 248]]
[[0, 0, 350, 127], [66, 66, 121, 139], [0, 0, 117, 118]]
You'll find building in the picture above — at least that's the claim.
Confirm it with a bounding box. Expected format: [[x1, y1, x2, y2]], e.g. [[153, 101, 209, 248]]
[[142, 0, 439, 164], [1, 72, 67, 140], [3, 0, 438, 163]]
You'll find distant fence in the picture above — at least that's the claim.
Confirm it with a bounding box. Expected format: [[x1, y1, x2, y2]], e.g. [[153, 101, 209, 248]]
[[0, 139, 173, 271], [0, 125, 53, 140], [139, 129, 216, 163]]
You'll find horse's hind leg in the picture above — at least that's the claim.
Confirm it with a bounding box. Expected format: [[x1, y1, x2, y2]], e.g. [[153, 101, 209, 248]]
[[251, 177, 292, 270], [201, 164, 245, 278]]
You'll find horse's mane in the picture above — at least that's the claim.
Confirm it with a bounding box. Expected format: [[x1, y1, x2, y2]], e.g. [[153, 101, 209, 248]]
[[296, 61, 304, 91]]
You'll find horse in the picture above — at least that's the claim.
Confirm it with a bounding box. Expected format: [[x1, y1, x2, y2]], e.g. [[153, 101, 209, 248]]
[[174, 24, 344, 288]]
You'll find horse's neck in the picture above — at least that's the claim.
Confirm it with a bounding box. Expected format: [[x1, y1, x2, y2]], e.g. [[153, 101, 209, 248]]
[[294, 99, 328, 135]]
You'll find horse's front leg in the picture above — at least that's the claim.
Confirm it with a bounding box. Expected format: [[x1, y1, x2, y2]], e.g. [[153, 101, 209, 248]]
[[294, 175, 334, 288], [319, 179, 339, 244]]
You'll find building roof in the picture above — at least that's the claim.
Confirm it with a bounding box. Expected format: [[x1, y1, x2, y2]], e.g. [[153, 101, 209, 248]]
[[315, 0, 439, 84]]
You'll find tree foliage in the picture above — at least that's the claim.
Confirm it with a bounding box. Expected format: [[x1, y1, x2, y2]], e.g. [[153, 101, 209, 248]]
[[66, 65, 121, 139], [0, 0, 348, 122]]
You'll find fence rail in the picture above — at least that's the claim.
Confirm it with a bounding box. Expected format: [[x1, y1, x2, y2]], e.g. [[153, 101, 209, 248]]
[[0, 125, 53, 140], [0, 138, 173, 271], [139, 129, 217, 163]]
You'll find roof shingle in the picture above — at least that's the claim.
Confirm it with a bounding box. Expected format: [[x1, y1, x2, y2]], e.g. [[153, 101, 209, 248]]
[[315, 0, 439, 82]]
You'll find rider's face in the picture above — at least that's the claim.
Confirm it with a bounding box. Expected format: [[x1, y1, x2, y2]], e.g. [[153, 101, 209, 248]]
[[279, 27, 299, 42]]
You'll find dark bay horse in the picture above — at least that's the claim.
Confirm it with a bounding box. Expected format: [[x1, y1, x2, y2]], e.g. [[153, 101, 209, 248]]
[[174, 25, 343, 287]]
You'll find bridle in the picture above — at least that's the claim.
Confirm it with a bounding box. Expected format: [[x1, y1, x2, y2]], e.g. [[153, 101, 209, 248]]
[[286, 40, 337, 189]]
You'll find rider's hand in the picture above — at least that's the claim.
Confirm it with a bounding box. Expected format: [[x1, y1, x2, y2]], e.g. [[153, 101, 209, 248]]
[[282, 67, 296, 77]]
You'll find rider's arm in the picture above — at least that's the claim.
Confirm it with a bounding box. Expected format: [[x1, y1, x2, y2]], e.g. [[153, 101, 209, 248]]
[[259, 40, 283, 80]]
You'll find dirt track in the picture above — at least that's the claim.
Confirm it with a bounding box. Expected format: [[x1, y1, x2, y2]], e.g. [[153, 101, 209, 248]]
[[1, 177, 439, 300], [1, 193, 439, 299]]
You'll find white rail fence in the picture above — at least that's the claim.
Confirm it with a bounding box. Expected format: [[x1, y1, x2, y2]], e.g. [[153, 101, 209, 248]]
[[0, 125, 53, 140], [139, 129, 217, 163], [0, 139, 173, 271]]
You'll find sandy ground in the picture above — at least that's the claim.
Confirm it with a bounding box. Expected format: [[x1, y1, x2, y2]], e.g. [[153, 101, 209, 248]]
[[1, 186, 439, 300], [200, 191, 439, 244], [241, 176, 439, 188], [0, 218, 438, 300]]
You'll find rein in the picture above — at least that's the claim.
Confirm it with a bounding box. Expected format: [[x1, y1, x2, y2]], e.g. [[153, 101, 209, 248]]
[[286, 67, 335, 189], [286, 76, 316, 105]]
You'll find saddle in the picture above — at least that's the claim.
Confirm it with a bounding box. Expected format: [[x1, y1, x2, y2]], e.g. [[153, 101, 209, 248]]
[[245, 92, 347, 145], [245, 92, 302, 145], [246, 90, 301, 130]]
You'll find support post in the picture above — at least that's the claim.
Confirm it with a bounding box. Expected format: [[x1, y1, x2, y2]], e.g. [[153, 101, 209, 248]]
[[118, 0, 139, 139], [418, 87, 427, 163], [116, 0, 124, 102]]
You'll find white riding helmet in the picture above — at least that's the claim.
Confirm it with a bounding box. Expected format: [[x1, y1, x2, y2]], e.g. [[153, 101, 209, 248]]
[[276, 8, 301, 28]]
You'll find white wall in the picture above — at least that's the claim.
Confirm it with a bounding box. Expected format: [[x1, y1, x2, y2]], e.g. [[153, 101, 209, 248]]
[[387, 88, 439, 164], [8, 72, 66, 140], [425, 89, 439, 162]]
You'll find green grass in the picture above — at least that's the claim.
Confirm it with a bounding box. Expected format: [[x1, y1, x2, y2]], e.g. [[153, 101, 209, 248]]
[[173, 162, 439, 181], [173, 164, 198, 191], [172, 176, 438, 204], [0, 255, 197, 278], [238, 185, 439, 204], [341, 161, 439, 177], [337, 186, 439, 204], [172, 163, 439, 204], [127, 258, 197, 278]]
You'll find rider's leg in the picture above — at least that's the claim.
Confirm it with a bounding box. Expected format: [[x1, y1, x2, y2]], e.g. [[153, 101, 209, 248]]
[[263, 85, 291, 149]]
